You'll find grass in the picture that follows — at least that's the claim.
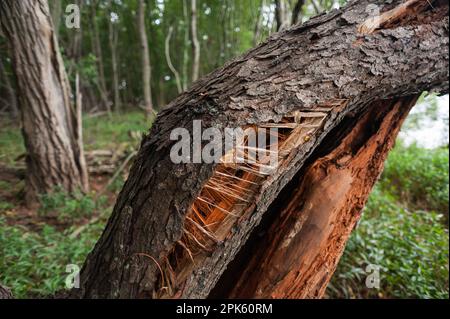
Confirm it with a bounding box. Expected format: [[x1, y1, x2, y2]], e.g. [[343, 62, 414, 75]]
[[82, 111, 149, 151], [0, 216, 105, 298], [38, 187, 108, 224], [328, 187, 449, 299], [379, 142, 449, 216], [0, 119, 25, 165]]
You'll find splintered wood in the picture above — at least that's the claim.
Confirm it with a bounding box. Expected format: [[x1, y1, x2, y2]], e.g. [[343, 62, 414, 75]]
[[153, 100, 347, 298], [358, 0, 434, 34]]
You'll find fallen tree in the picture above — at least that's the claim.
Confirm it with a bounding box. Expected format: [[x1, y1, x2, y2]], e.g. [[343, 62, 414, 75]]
[[73, 0, 448, 299]]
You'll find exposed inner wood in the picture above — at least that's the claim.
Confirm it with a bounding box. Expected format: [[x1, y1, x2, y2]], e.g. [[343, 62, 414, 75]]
[[154, 102, 349, 298], [212, 96, 418, 299], [358, 0, 443, 34]]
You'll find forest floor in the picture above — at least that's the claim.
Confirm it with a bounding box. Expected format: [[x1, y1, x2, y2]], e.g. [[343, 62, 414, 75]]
[[0, 112, 448, 299]]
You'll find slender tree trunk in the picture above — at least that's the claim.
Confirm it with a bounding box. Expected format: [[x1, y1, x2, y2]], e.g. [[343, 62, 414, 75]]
[[74, 0, 448, 299], [90, 0, 111, 115], [67, 0, 83, 79], [0, 0, 89, 206], [190, 0, 200, 83], [253, 0, 266, 46], [275, 0, 290, 31], [108, 2, 121, 112], [182, 0, 190, 91], [291, 0, 305, 25], [165, 26, 183, 94], [138, 0, 154, 118], [158, 77, 166, 109], [220, 1, 229, 64], [72, 0, 83, 61], [310, 0, 321, 14]]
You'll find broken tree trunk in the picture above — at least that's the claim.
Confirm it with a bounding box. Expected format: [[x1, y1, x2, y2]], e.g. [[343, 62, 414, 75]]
[[75, 0, 448, 299], [213, 96, 418, 298], [0, 0, 89, 205]]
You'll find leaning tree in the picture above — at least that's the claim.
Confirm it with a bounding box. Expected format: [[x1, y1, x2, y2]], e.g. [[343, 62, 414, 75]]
[[70, 0, 447, 298], [0, 0, 88, 205]]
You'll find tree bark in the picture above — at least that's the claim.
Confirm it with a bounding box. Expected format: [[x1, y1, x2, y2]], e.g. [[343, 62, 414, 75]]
[[292, 0, 306, 25], [67, 0, 83, 79], [275, 0, 291, 31], [0, 0, 89, 206], [108, 1, 121, 112], [253, 0, 266, 46], [182, 0, 190, 91], [190, 0, 200, 83], [138, 0, 154, 117], [215, 96, 418, 298], [165, 26, 183, 94], [74, 0, 448, 299], [50, 0, 61, 38], [90, 0, 111, 114]]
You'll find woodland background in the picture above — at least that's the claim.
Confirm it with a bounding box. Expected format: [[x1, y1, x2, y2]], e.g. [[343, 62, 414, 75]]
[[0, 0, 448, 298]]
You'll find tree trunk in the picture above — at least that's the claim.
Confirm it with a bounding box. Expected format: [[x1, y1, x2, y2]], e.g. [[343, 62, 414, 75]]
[[165, 26, 183, 94], [182, 0, 190, 91], [253, 0, 267, 46], [90, 0, 111, 114], [108, 1, 121, 112], [275, 0, 290, 31], [190, 0, 200, 83], [291, 0, 306, 25], [138, 0, 154, 117], [215, 96, 418, 298], [0, 0, 89, 206], [67, 0, 83, 79], [74, 0, 448, 299]]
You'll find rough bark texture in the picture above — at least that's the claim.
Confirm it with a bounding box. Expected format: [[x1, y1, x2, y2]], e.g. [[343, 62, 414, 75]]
[[0, 0, 89, 205], [138, 0, 154, 116], [75, 0, 448, 299]]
